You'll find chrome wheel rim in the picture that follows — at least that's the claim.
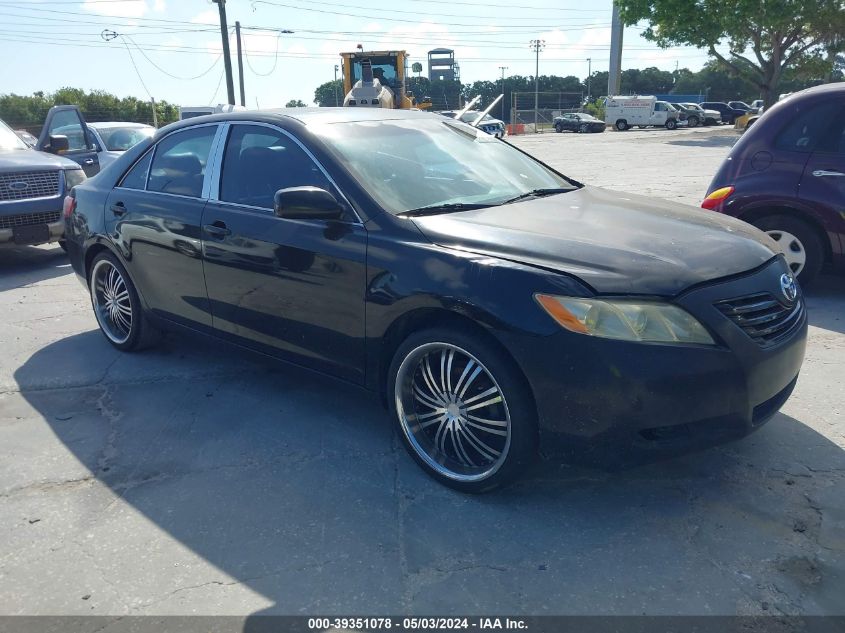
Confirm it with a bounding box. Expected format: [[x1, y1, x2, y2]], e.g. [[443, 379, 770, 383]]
[[395, 342, 511, 482], [765, 230, 806, 275], [91, 260, 133, 344]]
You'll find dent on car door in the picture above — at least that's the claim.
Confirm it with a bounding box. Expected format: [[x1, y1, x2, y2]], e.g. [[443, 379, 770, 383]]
[[201, 122, 367, 383], [104, 124, 220, 330], [35, 105, 100, 176]]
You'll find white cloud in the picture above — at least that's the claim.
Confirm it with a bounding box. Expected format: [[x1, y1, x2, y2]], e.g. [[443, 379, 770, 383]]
[[191, 9, 220, 25], [153, 0, 166, 12], [81, 0, 149, 18]]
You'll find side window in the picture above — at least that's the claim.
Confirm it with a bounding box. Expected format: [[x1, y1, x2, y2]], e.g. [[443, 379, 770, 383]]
[[814, 108, 845, 155], [118, 150, 153, 190], [775, 102, 842, 153], [147, 125, 217, 198], [46, 109, 90, 152], [219, 124, 334, 210]]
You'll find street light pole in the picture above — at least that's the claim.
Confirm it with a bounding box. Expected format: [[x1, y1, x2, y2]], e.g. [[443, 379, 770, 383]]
[[529, 39, 544, 132], [586, 57, 592, 102], [498, 65, 508, 121], [211, 0, 236, 105], [334, 64, 340, 106]]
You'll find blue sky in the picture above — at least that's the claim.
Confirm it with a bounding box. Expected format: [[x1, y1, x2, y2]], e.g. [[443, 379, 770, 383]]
[[0, 0, 715, 109]]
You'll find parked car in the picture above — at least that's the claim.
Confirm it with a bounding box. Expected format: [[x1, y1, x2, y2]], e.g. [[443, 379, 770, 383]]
[[670, 103, 703, 127], [65, 108, 806, 492], [704, 83, 845, 286], [680, 103, 721, 125], [605, 95, 681, 130], [439, 110, 506, 138], [0, 116, 86, 248], [728, 101, 753, 112], [699, 102, 749, 125], [553, 112, 605, 133], [750, 99, 764, 112], [734, 107, 763, 133], [86, 122, 155, 169], [14, 129, 37, 147]]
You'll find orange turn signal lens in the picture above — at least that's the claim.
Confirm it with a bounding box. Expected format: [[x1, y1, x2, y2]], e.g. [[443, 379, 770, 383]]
[[701, 186, 734, 210], [535, 294, 590, 334]]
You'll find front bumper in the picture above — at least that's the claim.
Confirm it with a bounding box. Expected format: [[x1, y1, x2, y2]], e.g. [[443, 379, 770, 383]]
[[0, 196, 65, 246], [502, 257, 807, 457]]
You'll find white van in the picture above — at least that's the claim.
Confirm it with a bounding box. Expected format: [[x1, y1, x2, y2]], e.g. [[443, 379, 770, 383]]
[[178, 104, 246, 121], [604, 96, 680, 131]]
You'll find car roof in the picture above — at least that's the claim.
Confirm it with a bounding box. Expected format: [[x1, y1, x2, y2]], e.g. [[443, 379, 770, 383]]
[[88, 121, 154, 129]]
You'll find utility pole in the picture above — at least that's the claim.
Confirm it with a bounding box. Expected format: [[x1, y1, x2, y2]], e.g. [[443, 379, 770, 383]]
[[334, 64, 340, 106], [150, 97, 158, 127], [235, 21, 246, 106], [498, 65, 508, 121], [607, 3, 623, 97], [586, 58, 592, 102], [212, 0, 236, 105], [529, 39, 544, 132]]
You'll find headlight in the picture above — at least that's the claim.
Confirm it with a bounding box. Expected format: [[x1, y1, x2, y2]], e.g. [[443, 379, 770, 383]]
[[535, 294, 715, 345], [64, 168, 86, 189]]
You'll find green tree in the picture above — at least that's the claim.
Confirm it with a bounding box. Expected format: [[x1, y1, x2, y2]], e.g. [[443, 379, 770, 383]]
[[616, 0, 845, 107], [285, 99, 307, 108], [411, 62, 423, 77], [313, 80, 344, 107]]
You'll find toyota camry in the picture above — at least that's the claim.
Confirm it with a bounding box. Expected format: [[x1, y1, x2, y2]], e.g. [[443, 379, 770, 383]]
[[63, 108, 807, 492]]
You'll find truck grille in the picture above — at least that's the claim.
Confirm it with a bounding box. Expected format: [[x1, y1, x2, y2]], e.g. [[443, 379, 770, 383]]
[[715, 293, 804, 347], [0, 210, 61, 229], [0, 170, 60, 202]]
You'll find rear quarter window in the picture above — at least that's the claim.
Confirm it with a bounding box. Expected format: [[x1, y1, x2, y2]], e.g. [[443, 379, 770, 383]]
[[774, 102, 843, 153]]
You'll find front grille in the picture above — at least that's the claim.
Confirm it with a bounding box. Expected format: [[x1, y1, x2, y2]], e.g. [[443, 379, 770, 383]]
[[715, 293, 804, 347], [0, 210, 61, 230], [0, 170, 60, 202]]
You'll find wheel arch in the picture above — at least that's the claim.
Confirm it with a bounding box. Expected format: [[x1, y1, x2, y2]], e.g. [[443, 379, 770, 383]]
[[375, 307, 537, 414], [737, 205, 834, 264], [83, 239, 152, 309]]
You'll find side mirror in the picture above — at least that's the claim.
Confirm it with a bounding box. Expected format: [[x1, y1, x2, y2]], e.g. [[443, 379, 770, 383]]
[[48, 134, 70, 154], [273, 187, 344, 220]]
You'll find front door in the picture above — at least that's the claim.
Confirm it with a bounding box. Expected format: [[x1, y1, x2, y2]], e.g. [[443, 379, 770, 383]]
[[36, 106, 100, 177], [201, 123, 367, 383]]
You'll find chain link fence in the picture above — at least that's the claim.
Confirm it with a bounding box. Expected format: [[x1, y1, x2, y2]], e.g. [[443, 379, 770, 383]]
[[509, 91, 583, 134]]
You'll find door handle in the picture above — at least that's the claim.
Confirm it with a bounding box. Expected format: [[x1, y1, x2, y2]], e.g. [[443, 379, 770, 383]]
[[203, 222, 231, 238], [812, 169, 845, 177], [110, 202, 126, 216], [83, 158, 95, 165]]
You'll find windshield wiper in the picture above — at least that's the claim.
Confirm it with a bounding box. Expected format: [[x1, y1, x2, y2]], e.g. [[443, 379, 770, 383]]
[[499, 188, 572, 205], [400, 202, 491, 217]]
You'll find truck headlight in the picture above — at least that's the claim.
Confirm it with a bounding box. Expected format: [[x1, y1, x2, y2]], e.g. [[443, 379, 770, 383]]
[[535, 294, 715, 345], [64, 168, 86, 189]]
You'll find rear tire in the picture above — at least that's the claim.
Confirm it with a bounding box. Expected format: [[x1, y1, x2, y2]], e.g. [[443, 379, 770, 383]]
[[615, 119, 628, 131], [388, 327, 538, 493], [751, 215, 824, 287], [578, 123, 588, 133], [89, 252, 160, 351]]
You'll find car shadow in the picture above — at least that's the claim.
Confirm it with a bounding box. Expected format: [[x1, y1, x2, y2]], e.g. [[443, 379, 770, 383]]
[[0, 243, 70, 291], [11, 329, 845, 616], [666, 135, 739, 148], [805, 273, 845, 335]]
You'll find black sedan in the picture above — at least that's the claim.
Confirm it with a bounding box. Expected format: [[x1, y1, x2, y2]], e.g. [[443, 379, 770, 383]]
[[554, 112, 606, 133], [64, 108, 807, 492]]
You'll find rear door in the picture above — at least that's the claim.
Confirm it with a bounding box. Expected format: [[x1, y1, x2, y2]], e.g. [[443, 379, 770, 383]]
[[798, 105, 845, 259], [35, 105, 100, 177]]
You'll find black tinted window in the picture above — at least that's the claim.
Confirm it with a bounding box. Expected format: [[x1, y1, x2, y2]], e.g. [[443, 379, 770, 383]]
[[148, 125, 217, 198], [119, 150, 153, 190], [775, 102, 842, 153], [219, 124, 333, 210], [815, 107, 845, 155]]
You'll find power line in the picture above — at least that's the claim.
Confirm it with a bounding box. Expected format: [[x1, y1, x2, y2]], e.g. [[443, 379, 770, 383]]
[[244, 29, 285, 77], [121, 34, 224, 80]]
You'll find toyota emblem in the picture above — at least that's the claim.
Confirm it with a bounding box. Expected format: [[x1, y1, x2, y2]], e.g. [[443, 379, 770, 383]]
[[780, 273, 798, 302]]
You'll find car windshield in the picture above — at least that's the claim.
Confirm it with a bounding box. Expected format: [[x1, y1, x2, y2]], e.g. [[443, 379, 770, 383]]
[[312, 117, 575, 214], [0, 119, 27, 150], [95, 126, 155, 151], [459, 112, 496, 124]]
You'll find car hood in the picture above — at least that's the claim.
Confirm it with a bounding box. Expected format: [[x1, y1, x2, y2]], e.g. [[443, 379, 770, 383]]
[[410, 186, 777, 296], [0, 148, 78, 171]]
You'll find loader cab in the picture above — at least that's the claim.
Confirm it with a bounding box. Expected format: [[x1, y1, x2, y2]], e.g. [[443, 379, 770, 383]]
[[340, 50, 430, 110]]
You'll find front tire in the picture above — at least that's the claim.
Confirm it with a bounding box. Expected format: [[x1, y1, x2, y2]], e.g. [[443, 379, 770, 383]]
[[752, 215, 824, 286], [388, 327, 537, 493], [554, 123, 563, 133], [615, 119, 628, 131], [578, 123, 588, 133], [665, 119, 677, 130], [688, 115, 699, 128], [89, 252, 159, 351]]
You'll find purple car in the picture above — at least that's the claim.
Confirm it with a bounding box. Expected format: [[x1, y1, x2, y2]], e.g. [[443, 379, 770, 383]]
[[703, 83, 845, 286]]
